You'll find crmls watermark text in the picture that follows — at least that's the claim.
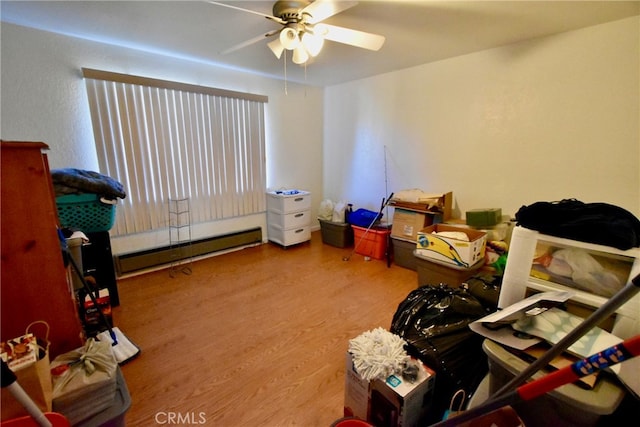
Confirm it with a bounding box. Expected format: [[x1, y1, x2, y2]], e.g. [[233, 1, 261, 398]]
[[155, 412, 207, 425]]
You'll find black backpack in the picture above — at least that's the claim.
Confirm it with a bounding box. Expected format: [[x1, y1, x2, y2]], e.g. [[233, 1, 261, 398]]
[[515, 199, 640, 250]]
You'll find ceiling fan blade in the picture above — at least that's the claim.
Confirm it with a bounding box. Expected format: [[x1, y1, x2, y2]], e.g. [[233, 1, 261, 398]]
[[205, 1, 286, 25], [301, 0, 358, 24], [220, 29, 280, 55], [315, 23, 385, 51]]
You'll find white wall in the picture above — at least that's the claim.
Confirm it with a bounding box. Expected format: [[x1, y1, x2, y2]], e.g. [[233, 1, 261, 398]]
[[0, 23, 324, 255], [324, 17, 640, 220], [3, 17, 639, 257]]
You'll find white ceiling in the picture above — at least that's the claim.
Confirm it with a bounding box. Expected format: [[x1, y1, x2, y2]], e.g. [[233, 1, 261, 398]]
[[2, 1, 639, 87]]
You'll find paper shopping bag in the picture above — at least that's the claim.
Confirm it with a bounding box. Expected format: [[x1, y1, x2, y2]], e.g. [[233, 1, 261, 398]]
[[1, 321, 52, 420]]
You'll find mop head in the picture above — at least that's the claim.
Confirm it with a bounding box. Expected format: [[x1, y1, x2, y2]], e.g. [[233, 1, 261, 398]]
[[348, 327, 409, 381], [96, 327, 140, 365]]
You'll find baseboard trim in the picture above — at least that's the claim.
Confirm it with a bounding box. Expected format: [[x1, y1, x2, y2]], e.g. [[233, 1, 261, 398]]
[[114, 227, 262, 275]]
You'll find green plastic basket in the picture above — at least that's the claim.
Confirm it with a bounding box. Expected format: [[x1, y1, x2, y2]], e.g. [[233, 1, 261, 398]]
[[56, 193, 117, 233]]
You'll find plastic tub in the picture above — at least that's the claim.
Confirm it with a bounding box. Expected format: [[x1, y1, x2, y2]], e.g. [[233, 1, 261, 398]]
[[482, 339, 625, 427], [319, 219, 354, 248], [391, 236, 417, 270], [414, 250, 484, 287], [352, 226, 390, 260], [75, 368, 130, 427], [348, 209, 382, 228], [331, 418, 374, 427]]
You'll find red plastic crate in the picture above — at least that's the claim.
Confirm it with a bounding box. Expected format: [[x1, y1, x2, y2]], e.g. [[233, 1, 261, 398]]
[[352, 225, 390, 260]]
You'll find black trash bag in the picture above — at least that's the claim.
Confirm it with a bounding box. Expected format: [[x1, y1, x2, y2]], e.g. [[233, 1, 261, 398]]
[[390, 283, 494, 423], [465, 273, 502, 310], [515, 199, 640, 250]]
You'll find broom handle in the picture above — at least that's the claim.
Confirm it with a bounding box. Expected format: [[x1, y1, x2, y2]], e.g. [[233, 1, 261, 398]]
[[518, 334, 640, 400], [430, 335, 640, 427], [429, 272, 640, 427], [1, 361, 53, 427]]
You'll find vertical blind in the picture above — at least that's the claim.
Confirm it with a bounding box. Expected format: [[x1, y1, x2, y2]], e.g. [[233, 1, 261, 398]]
[[82, 68, 268, 237]]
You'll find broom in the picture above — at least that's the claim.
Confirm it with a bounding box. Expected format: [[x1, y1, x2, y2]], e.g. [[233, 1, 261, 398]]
[[430, 272, 640, 426], [2, 360, 70, 427], [429, 334, 640, 427]]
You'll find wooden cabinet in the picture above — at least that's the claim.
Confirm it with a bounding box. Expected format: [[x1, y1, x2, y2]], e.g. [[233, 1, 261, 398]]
[[1, 141, 83, 358], [266, 190, 311, 247]]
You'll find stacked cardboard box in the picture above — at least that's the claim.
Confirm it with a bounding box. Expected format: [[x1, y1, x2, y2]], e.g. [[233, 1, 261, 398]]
[[416, 224, 486, 269], [389, 192, 452, 241], [390, 192, 453, 270], [344, 352, 436, 427]]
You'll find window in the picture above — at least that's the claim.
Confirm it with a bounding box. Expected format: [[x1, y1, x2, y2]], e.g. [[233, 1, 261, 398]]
[[83, 68, 267, 237]]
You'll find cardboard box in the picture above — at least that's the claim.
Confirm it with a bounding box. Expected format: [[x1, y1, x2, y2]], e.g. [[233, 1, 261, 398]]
[[344, 352, 371, 421], [389, 192, 453, 220], [344, 352, 436, 427], [81, 288, 112, 336], [465, 208, 502, 227], [391, 209, 435, 241], [416, 224, 486, 268], [369, 360, 436, 427], [1, 333, 38, 371]]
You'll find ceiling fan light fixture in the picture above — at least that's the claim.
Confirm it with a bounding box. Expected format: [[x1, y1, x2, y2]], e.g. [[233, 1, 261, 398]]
[[268, 38, 285, 59], [279, 27, 300, 50], [313, 23, 330, 38], [292, 45, 309, 64], [209, 1, 386, 69], [301, 31, 323, 57]]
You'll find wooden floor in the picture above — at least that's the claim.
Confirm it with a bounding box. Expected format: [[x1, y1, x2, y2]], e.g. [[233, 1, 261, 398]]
[[115, 231, 418, 426]]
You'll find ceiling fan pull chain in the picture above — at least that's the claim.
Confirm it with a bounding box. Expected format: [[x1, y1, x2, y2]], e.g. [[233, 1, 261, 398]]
[[284, 50, 288, 95], [304, 62, 309, 97]]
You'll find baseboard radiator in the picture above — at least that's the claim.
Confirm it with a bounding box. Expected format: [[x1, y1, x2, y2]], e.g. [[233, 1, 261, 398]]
[[114, 227, 262, 275]]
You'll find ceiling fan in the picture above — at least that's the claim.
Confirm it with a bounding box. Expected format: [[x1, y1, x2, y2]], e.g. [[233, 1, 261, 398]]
[[207, 0, 386, 65]]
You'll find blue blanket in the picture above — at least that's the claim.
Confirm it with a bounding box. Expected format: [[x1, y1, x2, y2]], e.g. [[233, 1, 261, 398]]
[[51, 168, 126, 199]]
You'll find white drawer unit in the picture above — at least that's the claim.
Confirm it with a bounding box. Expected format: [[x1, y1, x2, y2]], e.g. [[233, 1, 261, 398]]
[[266, 190, 311, 247], [267, 209, 311, 229], [266, 190, 311, 213], [267, 223, 311, 247]]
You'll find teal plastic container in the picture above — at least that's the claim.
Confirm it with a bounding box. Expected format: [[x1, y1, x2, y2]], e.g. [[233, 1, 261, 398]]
[[56, 193, 116, 233]]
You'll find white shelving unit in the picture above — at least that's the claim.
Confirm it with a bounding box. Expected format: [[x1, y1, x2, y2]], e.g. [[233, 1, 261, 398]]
[[168, 197, 192, 276]]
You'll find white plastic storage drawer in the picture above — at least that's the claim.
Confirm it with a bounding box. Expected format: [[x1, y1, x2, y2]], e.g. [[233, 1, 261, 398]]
[[267, 209, 310, 229], [266, 190, 311, 214], [267, 223, 311, 247]]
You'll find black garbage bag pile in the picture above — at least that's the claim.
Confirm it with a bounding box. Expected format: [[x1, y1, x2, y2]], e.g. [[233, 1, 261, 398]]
[[390, 275, 501, 422]]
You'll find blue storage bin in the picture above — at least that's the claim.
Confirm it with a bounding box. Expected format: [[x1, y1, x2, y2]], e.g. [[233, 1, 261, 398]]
[[347, 208, 382, 228]]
